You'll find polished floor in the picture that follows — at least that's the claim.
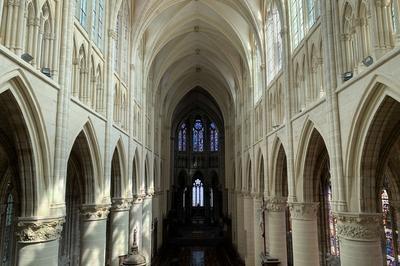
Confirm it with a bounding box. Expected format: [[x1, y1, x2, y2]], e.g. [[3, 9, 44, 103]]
[[154, 246, 241, 266]]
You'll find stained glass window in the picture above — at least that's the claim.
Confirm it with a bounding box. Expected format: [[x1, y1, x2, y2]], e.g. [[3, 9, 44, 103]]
[[289, 0, 304, 49], [1, 192, 14, 264], [210, 122, 219, 151], [178, 123, 187, 151], [327, 185, 340, 256], [192, 179, 204, 207], [381, 188, 399, 265], [91, 0, 105, 49], [193, 119, 204, 152], [266, 2, 282, 84], [79, 0, 88, 28], [307, 0, 320, 28]]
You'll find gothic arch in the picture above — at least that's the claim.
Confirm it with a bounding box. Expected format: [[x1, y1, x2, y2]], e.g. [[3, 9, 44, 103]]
[[346, 76, 400, 212], [295, 118, 330, 201], [255, 148, 265, 195], [271, 137, 288, 197], [132, 148, 141, 196], [111, 139, 127, 199], [0, 72, 51, 217], [245, 154, 252, 192], [67, 121, 102, 203]]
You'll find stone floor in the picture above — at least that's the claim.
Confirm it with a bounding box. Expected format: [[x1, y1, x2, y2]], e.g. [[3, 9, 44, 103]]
[[154, 246, 240, 266]]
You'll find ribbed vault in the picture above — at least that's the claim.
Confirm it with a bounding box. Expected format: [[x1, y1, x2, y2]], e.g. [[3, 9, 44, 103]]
[[128, 0, 263, 120]]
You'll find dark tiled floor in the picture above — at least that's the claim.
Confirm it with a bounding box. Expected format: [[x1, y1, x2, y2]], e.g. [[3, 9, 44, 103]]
[[156, 246, 232, 266]]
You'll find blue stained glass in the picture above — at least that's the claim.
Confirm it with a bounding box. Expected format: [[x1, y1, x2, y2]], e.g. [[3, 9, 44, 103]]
[[382, 188, 399, 265], [210, 122, 219, 151], [2, 193, 14, 264], [327, 185, 339, 256], [193, 119, 204, 152], [178, 123, 187, 151]]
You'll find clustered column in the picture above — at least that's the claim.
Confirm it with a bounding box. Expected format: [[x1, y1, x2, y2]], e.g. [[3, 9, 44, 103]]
[[289, 202, 320, 266], [335, 212, 382, 266]]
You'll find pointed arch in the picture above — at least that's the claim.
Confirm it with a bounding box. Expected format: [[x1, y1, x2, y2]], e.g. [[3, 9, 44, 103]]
[[144, 153, 151, 193], [245, 154, 252, 192], [295, 118, 330, 201], [132, 148, 140, 196], [346, 76, 400, 212], [256, 148, 265, 195], [0, 71, 51, 217], [67, 120, 103, 203], [111, 138, 127, 199], [271, 137, 288, 197]]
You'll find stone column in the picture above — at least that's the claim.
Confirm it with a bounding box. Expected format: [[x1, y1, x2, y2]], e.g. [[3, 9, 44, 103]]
[[80, 205, 110, 266], [335, 212, 383, 266], [266, 197, 288, 266], [289, 202, 320, 266], [16, 217, 64, 266], [129, 196, 143, 249], [109, 198, 131, 266]]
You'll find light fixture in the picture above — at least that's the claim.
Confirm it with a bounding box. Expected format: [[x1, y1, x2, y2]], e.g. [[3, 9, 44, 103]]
[[362, 56, 373, 67], [21, 53, 33, 63], [342, 71, 353, 82], [41, 67, 51, 77]]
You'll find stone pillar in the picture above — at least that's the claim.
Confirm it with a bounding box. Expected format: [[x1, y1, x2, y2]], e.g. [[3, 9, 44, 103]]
[[266, 197, 288, 266], [80, 205, 110, 266], [130, 196, 143, 249], [109, 198, 131, 266], [16, 217, 64, 266], [141, 194, 153, 262], [289, 202, 320, 266], [335, 212, 383, 266]]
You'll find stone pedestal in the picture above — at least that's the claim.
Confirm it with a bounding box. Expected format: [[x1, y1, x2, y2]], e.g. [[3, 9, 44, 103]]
[[109, 199, 131, 266], [80, 205, 110, 266], [266, 197, 288, 266], [289, 202, 320, 266], [16, 217, 64, 266], [335, 212, 382, 266]]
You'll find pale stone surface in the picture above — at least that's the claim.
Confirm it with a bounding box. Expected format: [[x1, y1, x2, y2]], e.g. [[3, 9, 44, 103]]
[[0, 0, 399, 265]]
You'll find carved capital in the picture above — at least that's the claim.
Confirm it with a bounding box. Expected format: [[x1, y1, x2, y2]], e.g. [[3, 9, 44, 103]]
[[80, 204, 110, 221], [288, 202, 319, 221], [266, 197, 287, 212], [111, 198, 131, 212], [334, 212, 382, 241], [16, 217, 65, 243]]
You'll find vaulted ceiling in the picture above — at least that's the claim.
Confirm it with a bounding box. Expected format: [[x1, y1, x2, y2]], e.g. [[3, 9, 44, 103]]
[[125, 0, 264, 121]]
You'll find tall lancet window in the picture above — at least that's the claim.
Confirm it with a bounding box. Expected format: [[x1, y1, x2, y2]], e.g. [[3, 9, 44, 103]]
[[381, 179, 400, 265], [327, 184, 339, 256], [192, 179, 204, 207], [210, 122, 219, 151], [1, 191, 15, 265], [192, 119, 204, 152], [178, 123, 187, 151]]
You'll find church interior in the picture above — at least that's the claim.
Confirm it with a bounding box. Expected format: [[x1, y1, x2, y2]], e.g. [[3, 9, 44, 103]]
[[0, 0, 400, 265]]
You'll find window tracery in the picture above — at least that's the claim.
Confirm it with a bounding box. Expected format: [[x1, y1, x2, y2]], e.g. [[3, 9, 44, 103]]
[[178, 123, 187, 152], [1, 186, 15, 266], [210, 122, 219, 152], [266, 2, 282, 84], [289, 0, 304, 49], [192, 179, 204, 207], [193, 119, 204, 152]]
